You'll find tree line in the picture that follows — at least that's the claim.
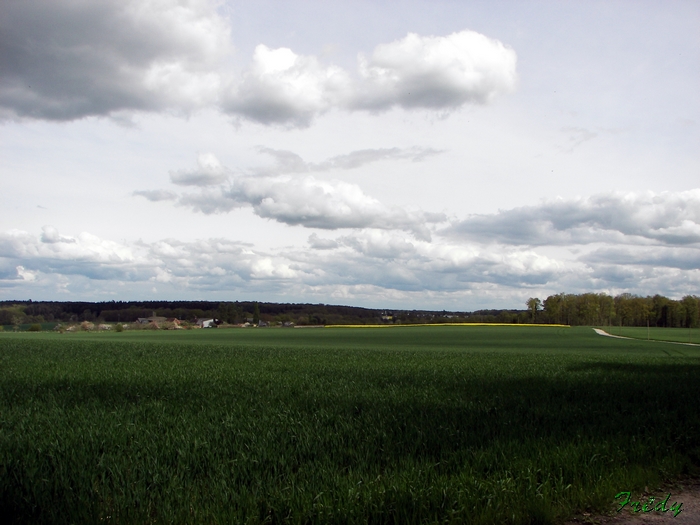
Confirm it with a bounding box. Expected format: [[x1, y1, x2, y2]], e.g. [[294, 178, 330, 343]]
[[1, 294, 698, 328], [527, 293, 699, 328]]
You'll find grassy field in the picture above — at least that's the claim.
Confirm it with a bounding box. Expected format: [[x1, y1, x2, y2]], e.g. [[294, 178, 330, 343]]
[[1, 326, 699, 524]]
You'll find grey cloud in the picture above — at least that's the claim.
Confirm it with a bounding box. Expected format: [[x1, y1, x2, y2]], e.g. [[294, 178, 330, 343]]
[[573, 263, 698, 299], [170, 172, 227, 187], [582, 246, 700, 271], [0, 0, 230, 121], [177, 188, 237, 214], [560, 127, 598, 152], [254, 146, 443, 175], [587, 264, 643, 286], [22, 261, 146, 282], [2, 4, 516, 127], [139, 149, 447, 237], [308, 234, 339, 250], [169, 153, 229, 186], [337, 231, 418, 260], [0, 263, 23, 281], [319, 147, 443, 170], [253, 148, 309, 175], [133, 190, 178, 202], [446, 190, 700, 246]]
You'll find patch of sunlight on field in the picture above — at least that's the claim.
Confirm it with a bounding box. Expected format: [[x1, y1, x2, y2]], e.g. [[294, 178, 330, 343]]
[[600, 325, 700, 345]]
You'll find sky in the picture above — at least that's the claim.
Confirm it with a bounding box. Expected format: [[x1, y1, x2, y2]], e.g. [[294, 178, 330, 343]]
[[1, 0, 698, 310]]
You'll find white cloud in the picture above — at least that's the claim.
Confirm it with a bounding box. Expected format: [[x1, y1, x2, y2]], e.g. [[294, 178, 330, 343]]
[[352, 30, 517, 111], [152, 267, 173, 283], [170, 153, 229, 186], [223, 30, 517, 126], [300, 229, 566, 290], [1, 229, 135, 264], [0, 228, 144, 281], [16, 266, 37, 282], [2, 227, 697, 307], [177, 175, 443, 239], [221, 45, 351, 127], [446, 190, 700, 246], [40, 225, 76, 244]]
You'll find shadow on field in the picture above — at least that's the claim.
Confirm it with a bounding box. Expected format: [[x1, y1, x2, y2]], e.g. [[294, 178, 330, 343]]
[[2, 353, 700, 524], [567, 361, 700, 375]]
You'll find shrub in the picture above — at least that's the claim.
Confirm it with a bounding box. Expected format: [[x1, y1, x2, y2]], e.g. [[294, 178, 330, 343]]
[[27, 324, 42, 332], [114, 323, 123, 332]]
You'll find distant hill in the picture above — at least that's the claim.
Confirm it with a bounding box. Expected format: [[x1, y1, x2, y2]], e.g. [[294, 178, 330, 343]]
[[3, 292, 696, 328], [0, 299, 528, 327]]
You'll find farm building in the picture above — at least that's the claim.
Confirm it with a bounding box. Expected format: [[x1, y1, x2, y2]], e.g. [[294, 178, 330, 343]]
[[136, 314, 167, 325]]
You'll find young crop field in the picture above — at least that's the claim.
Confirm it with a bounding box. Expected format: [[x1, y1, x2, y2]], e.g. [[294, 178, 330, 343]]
[[1, 326, 699, 524]]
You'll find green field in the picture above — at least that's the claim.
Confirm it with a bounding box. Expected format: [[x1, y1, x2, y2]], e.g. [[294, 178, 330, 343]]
[[1, 326, 699, 524]]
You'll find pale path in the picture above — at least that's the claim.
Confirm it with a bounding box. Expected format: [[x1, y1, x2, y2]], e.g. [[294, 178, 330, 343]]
[[592, 328, 700, 347], [593, 328, 633, 340]]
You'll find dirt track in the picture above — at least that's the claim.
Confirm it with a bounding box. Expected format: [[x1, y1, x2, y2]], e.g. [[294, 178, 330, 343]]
[[563, 480, 700, 525]]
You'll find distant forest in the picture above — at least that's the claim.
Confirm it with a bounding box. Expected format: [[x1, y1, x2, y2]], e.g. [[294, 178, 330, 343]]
[[1, 292, 698, 329], [529, 293, 699, 328]]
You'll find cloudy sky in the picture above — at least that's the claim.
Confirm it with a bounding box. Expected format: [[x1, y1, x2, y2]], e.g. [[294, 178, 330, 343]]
[[1, 0, 698, 310]]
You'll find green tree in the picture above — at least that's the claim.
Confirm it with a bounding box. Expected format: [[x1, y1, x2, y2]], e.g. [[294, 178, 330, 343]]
[[543, 294, 562, 324], [526, 298, 541, 323], [218, 302, 241, 324], [253, 303, 260, 325], [599, 294, 615, 326], [575, 294, 600, 325], [681, 295, 699, 328]]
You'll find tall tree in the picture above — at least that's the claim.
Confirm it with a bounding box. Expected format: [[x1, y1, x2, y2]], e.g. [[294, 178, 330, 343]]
[[253, 303, 260, 325], [543, 294, 562, 324], [526, 298, 541, 324], [681, 295, 699, 328]]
